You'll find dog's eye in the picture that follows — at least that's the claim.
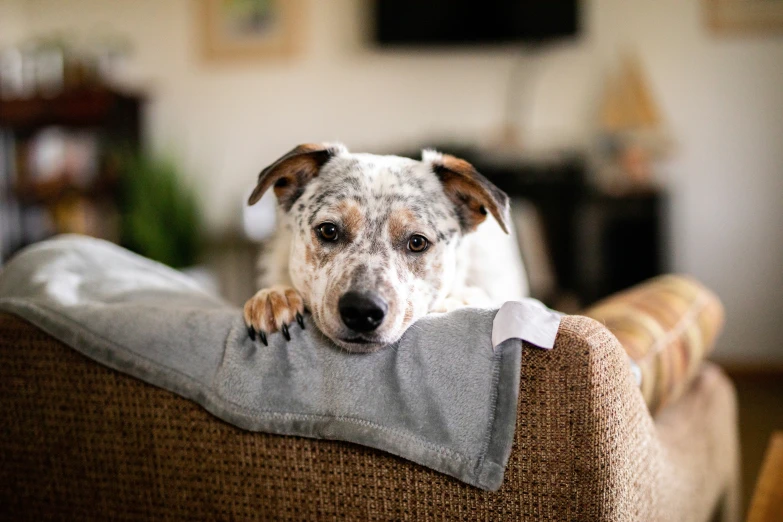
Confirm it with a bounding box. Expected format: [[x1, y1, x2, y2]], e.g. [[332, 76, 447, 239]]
[[316, 222, 339, 242], [407, 234, 429, 253]]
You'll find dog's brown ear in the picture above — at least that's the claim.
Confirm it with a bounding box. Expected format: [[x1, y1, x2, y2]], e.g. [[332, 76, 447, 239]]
[[423, 150, 510, 234], [248, 142, 347, 210]]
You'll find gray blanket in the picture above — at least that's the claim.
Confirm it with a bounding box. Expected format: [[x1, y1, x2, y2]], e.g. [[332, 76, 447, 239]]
[[0, 235, 529, 490]]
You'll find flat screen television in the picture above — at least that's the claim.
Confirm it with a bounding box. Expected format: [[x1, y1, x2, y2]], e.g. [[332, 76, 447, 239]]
[[374, 0, 580, 47]]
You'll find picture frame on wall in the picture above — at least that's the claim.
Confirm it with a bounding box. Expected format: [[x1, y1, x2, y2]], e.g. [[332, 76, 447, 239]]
[[704, 0, 783, 34], [199, 0, 304, 62]]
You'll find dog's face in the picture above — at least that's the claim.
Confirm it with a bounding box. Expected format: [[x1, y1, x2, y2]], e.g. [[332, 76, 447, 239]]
[[249, 143, 509, 352]]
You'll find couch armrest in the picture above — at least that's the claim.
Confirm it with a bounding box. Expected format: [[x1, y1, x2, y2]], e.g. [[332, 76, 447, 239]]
[[516, 315, 739, 521], [0, 312, 738, 521]]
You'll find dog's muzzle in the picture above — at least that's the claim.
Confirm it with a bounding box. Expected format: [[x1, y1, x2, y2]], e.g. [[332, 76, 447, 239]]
[[338, 291, 388, 333]]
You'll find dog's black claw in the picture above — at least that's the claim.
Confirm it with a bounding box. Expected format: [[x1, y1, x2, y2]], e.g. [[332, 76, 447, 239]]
[[296, 313, 305, 329], [247, 325, 256, 341], [259, 331, 268, 346], [282, 324, 291, 341]]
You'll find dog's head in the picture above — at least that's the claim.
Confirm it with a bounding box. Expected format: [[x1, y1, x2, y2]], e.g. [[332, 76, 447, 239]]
[[248, 143, 509, 352]]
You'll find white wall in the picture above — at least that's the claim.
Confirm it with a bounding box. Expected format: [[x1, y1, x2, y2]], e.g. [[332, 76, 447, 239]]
[[0, 0, 26, 46], [3, 0, 527, 227], [588, 1, 783, 364], [3, 0, 783, 363]]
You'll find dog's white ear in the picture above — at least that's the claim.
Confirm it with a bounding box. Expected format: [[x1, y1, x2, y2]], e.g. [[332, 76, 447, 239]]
[[423, 149, 510, 234], [248, 142, 348, 210]]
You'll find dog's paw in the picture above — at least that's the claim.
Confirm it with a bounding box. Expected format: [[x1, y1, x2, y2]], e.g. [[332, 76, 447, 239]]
[[243, 285, 305, 346]]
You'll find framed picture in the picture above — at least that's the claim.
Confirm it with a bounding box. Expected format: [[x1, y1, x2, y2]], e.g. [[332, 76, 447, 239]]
[[704, 0, 783, 34], [199, 0, 304, 61]]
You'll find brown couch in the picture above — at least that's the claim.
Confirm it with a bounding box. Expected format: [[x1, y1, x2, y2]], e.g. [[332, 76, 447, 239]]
[[0, 294, 739, 520]]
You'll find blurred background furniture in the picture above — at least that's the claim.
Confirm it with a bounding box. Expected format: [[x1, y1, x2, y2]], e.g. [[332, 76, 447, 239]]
[[0, 277, 739, 521], [0, 87, 143, 261], [747, 433, 783, 522]]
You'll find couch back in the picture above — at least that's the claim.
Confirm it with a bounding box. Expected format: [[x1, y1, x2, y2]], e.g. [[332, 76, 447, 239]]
[[0, 312, 736, 521]]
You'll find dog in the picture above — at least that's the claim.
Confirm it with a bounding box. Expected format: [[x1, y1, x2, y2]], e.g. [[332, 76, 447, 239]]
[[244, 143, 528, 352]]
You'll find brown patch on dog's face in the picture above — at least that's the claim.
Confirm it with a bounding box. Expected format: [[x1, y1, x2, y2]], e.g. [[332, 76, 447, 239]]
[[336, 200, 365, 242], [304, 244, 316, 268], [388, 209, 431, 280], [388, 208, 415, 244]]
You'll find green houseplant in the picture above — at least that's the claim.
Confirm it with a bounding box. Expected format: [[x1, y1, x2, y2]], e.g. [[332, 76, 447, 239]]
[[118, 154, 203, 269]]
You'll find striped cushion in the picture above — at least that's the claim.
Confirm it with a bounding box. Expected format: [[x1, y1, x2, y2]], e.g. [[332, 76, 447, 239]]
[[583, 275, 724, 414]]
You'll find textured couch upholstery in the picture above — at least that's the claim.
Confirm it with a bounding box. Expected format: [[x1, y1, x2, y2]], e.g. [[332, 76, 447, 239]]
[[0, 307, 739, 521]]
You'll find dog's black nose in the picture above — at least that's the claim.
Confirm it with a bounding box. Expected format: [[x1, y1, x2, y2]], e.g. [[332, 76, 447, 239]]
[[338, 291, 388, 332]]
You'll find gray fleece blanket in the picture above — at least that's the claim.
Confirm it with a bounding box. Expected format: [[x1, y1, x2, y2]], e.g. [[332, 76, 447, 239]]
[[0, 235, 541, 491]]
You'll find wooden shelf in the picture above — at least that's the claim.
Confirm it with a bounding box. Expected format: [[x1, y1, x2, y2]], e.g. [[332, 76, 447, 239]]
[[0, 87, 141, 131], [1, 87, 143, 260], [13, 172, 117, 206]]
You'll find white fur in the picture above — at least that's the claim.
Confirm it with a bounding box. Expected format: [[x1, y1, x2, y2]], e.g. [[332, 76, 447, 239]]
[[249, 145, 529, 351]]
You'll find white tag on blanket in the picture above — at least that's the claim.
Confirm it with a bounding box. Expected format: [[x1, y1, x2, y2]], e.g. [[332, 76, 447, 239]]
[[491, 299, 563, 351]]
